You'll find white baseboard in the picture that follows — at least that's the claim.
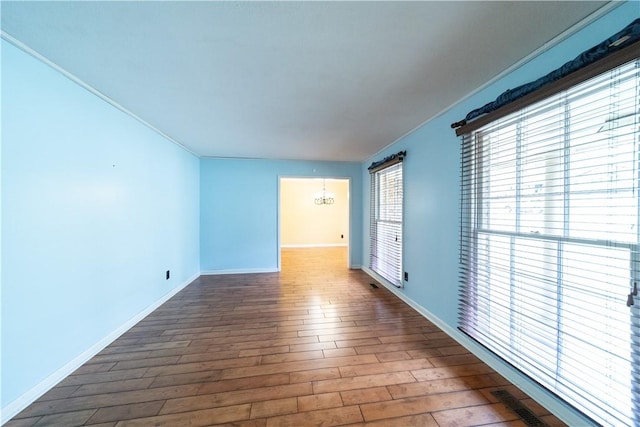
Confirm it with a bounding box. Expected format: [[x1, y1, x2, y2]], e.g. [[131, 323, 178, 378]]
[[200, 267, 279, 275], [1, 272, 198, 424], [362, 267, 472, 342], [359, 267, 591, 427], [280, 244, 348, 248], [361, 266, 403, 289]]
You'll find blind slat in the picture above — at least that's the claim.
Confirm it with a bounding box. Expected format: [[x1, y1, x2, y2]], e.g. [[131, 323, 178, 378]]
[[459, 58, 640, 426], [370, 162, 403, 287]]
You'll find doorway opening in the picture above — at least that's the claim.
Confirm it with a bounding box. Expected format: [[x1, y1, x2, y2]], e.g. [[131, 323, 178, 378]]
[[278, 177, 350, 271]]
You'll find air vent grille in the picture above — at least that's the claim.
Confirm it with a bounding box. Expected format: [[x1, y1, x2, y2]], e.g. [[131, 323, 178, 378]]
[[491, 390, 547, 427]]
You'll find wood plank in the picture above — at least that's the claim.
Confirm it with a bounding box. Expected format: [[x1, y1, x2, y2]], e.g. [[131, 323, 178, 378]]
[[6, 248, 566, 427]]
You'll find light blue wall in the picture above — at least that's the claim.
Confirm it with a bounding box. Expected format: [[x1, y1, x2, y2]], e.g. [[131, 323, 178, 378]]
[[1, 41, 200, 411], [200, 158, 362, 272], [2, 1, 637, 422], [362, 3, 639, 424]]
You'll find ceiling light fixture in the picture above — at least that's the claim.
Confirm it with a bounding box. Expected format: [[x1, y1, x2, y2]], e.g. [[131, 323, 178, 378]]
[[314, 179, 335, 205]]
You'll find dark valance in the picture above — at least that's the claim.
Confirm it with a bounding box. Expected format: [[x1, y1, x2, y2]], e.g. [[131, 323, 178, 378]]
[[368, 150, 406, 174], [451, 18, 640, 133]]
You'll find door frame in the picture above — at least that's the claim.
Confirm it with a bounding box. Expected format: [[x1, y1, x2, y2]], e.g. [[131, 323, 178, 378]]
[[277, 175, 352, 271]]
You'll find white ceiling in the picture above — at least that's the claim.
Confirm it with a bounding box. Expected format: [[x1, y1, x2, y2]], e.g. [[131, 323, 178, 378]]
[[1, 1, 609, 161]]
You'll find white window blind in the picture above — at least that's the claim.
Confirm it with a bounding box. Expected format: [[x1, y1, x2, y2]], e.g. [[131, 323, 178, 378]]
[[460, 59, 640, 426], [370, 161, 403, 287]]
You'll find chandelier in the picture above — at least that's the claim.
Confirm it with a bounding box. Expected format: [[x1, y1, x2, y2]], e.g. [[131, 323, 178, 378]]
[[314, 179, 335, 205]]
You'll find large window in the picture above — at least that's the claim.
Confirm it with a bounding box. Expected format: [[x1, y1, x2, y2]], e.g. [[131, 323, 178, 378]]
[[370, 158, 404, 287], [460, 59, 639, 426]]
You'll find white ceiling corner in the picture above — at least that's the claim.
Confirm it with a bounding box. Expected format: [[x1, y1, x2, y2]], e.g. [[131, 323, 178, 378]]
[[1, 1, 610, 161]]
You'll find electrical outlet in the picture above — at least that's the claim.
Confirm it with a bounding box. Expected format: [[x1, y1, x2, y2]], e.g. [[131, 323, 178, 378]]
[[166, 270, 170, 280], [404, 272, 408, 281], [341, 234, 344, 239]]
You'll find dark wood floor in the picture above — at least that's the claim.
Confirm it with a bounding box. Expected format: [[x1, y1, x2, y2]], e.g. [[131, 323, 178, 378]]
[[6, 247, 565, 426]]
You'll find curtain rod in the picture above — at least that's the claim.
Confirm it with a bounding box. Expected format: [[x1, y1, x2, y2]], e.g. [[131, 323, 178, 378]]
[[452, 18, 640, 136], [368, 150, 406, 174]]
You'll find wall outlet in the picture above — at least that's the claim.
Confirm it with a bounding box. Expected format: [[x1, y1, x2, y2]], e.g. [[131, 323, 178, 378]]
[[404, 272, 408, 281], [341, 234, 344, 239], [166, 270, 170, 280]]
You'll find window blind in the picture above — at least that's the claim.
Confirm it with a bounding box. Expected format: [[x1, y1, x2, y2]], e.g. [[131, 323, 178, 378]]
[[459, 58, 640, 426], [370, 160, 404, 287]]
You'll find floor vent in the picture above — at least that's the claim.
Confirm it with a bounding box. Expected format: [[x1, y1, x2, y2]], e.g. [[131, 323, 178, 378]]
[[369, 283, 379, 289], [491, 390, 547, 427]]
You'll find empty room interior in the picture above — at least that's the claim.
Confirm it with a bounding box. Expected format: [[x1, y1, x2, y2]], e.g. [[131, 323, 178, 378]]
[[2, 1, 639, 426]]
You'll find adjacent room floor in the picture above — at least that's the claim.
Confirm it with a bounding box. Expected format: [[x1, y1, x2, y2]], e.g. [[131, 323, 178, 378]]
[[6, 247, 565, 426]]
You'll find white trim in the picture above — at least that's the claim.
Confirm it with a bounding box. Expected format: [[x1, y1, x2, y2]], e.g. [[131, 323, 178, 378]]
[[0, 273, 199, 424], [200, 268, 279, 275], [277, 176, 282, 272], [0, 31, 199, 158], [278, 175, 353, 270], [280, 243, 348, 248], [361, 266, 404, 289], [360, 267, 593, 426], [365, 1, 623, 164]]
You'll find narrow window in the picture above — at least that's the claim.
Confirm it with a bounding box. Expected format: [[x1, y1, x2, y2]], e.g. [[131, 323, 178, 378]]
[[370, 154, 404, 287]]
